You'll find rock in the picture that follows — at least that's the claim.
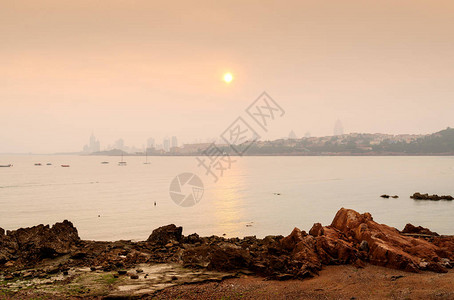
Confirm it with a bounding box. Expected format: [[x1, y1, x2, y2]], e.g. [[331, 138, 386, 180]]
[[136, 269, 143, 273], [402, 224, 439, 236], [185, 233, 202, 244], [182, 243, 251, 271], [309, 223, 324, 237], [147, 224, 182, 245], [22, 271, 33, 278], [2, 220, 80, 263], [390, 275, 404, 281], [411, 192, 453, 201], [328, 208, 451, 273], [281, 227, 305, 251], [359, 240, 369, 252], [130, 274, 139, 279], [118, 270, 127, 275], [90, 267, 97, 271], [44, 266, 59, 274]]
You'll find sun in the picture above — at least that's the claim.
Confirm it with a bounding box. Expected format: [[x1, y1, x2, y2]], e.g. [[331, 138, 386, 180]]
[[223, 72, 233, 83]]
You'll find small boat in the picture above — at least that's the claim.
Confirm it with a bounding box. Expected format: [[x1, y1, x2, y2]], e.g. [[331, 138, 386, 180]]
[[118, 152, 127, 166], [61, 164, 70, 167], [101, 161, 109, 164], [0, 164, 12, 168], [34, 163, 42, 166], [46, 163, 52, 166]]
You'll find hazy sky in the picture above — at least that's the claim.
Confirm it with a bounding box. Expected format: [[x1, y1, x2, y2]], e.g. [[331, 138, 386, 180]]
[[1, 0, 454, 153]]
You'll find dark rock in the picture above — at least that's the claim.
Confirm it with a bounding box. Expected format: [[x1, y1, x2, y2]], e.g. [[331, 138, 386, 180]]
[[390, 275, 404, 281], [147, 224, 182, 245], [402, 224, 439, 236], [118, 270, 127, 275], [359, 240, 369, 252], [411, 192, 453, 201], [4, 220, 80, 262], [130, 274, 139, 279]]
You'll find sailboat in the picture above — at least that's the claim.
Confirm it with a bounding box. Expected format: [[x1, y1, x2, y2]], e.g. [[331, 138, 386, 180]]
[[144, 149, 151, 164], [118, 152, 127, 166]]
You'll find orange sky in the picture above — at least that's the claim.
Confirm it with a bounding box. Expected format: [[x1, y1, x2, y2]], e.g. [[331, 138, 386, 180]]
[[1, 0, 454, 153]]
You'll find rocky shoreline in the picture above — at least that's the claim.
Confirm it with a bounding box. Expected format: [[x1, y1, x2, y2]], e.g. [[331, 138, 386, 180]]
[[1, 208, 454, 298]]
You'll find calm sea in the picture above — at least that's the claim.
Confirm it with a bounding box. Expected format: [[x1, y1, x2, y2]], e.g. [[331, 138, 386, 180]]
[[0, 155, 453, 241]]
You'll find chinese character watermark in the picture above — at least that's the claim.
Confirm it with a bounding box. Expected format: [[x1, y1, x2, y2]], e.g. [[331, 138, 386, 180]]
[[169, 91, 284, 207]]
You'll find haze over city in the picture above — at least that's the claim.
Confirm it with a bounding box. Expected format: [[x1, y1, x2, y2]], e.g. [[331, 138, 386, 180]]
[[2, 0, 454, 153]]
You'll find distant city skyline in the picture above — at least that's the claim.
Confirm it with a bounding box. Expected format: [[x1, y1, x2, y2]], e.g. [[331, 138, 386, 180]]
[[2, 1, 454, 153]]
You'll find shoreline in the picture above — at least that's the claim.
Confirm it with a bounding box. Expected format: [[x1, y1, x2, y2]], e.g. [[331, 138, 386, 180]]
[[1, 208, 453, 298]]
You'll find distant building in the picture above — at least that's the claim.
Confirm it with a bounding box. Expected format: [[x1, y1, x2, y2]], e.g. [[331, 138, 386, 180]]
[[304, 131, 311, 138], [171, 136, 178, 148], [334, 120, 344, 136], [288, 130, 297, 139], [163, 137, 170, 152], [147, 138, 155, 149], [82, 133, 100, 153]]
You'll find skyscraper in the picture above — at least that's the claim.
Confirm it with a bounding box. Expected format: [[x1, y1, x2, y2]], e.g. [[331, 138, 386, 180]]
[[334, 120, 344, 136], [82, 133, 100, 153], [163, 137, 170, 152], [147, 137, 155, 149], [171, 136, 178, 148]]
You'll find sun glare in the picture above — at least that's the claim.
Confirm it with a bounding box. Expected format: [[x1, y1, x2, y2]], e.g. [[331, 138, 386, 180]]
[[223, 72, 233, 83]]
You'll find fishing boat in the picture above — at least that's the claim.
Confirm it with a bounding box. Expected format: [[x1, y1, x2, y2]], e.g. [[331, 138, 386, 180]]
[[118, 152, 127, 166], [46, 163, 52, 166], [34, 163, 42, 166], [0, 164, 12, 168], [61, 164, 70, 167], [101, 161, 109, 164]]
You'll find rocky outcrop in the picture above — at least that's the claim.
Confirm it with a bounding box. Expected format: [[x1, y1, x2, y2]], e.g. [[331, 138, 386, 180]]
[[0, 220, 80, 266], [411, 192, 453, 201], [1, 209, 453, 281], [147, 224, 182, 245]]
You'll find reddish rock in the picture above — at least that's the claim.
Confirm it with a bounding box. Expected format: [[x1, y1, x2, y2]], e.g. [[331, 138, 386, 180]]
[[280, 227, 305, 251], [309, 223, 324, 237], [328, 208, 449, 273]]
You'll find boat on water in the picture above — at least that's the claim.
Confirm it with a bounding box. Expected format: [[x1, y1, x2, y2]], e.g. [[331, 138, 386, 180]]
[[118, 152, 127, 166], [46, 163, 52, 166], [61, 164, 70, 167], [0, 164, 12, 168], [101, 161, 109, 164], [34, 163, 42, 166]]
